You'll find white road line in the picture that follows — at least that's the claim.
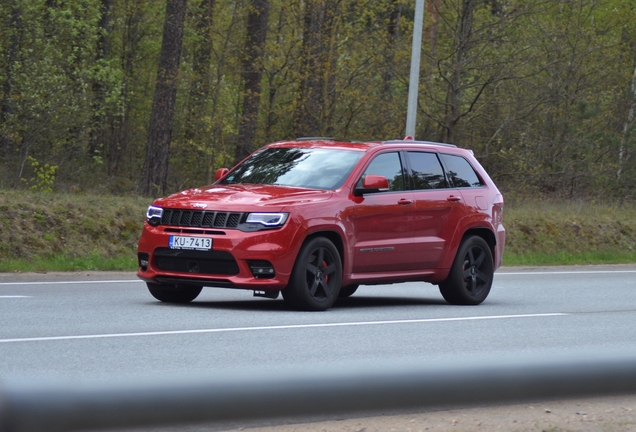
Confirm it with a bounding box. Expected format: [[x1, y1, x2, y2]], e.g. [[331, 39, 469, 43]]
[[0, 313, 567, 344], [0, 295, 31, 298], [497, 270, 636, 276], [0, 280, 142, 286]]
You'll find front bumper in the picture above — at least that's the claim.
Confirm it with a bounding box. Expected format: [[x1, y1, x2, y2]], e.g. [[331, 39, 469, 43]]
[[136, 221, 300, 290]]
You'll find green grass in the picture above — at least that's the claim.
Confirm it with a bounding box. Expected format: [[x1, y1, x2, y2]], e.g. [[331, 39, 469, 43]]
[[0, 191, 635, 272], [503, 199, 636, 266], [0, 253, 137, 272], [503, 250, 636, 266], [0, 190, 148, 272]]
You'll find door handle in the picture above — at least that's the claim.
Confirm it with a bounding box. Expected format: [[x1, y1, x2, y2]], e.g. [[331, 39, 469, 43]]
[[398, 199, 413, 205], [447, 195, 462, 202]]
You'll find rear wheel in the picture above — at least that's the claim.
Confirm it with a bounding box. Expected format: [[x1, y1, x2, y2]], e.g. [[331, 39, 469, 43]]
[[439, 236, 493, 305], [147, 283, 202, 303], [282, 237, 342, 311]]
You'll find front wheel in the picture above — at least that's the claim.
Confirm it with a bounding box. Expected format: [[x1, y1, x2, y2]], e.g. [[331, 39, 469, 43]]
[[147, 282, 202, 303], [338, 284, 359, 298], [282, 237, 342, 311], [439, 236, 493, 305]]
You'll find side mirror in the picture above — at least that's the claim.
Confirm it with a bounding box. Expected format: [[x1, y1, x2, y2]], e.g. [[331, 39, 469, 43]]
[[215, 168, 229, 182], [354, 174, 390, 196]]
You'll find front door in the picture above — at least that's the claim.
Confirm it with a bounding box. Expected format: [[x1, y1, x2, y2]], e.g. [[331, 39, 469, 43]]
[[351, 152, 417, 273]]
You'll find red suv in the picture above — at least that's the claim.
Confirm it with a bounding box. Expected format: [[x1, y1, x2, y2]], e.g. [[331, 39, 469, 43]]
[[137, 138, 505, 311]]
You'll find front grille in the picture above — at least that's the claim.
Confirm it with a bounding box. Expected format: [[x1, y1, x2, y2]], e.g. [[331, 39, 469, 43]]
[[153, 248, 239, 276], [161, 209, 244, 229]]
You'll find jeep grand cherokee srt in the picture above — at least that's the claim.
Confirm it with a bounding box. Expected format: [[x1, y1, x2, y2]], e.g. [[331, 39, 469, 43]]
[[137, 137, 505, 311]]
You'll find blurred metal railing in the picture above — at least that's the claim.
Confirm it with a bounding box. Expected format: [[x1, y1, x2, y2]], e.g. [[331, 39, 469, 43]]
[[2, 352, 636, 432]]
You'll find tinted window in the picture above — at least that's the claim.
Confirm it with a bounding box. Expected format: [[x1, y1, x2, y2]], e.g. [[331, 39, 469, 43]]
[[360, 152, 404, 191], [220, 147, 363, 190], [440, 154, 483, 188], [407, 152, 447, 189]]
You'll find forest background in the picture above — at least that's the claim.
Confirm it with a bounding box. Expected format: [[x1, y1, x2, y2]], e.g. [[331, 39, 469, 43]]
[[1, 0, 636, 270], [1, 0, 635, 200]]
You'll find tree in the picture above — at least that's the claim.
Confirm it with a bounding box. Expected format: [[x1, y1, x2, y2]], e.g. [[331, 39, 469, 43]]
[[0, 1, 21, 160], [235, 0, 270, 162], [184, 0, 215, 146], [294, 0, 340, 137], [138, 0, 188, 196], [618, 38, 636, 182], [87, 0, 112, 158]]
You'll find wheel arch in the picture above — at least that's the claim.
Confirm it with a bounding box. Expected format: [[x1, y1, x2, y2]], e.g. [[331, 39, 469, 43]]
[[303, 230, 345, 265], [462, 227, 497, 262]]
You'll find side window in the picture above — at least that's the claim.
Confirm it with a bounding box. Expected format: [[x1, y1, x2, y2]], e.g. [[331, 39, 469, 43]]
[[440, 154, 483, 188], [360, 152, 405, 192], [407, 152, 447, 189]]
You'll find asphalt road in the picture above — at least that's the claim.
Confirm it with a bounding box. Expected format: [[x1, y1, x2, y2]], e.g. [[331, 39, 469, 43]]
[[1, 265, 636, 380], [1, 265, 636, 430]]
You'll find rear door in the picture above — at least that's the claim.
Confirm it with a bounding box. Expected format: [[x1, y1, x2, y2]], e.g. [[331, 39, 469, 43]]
[[405, 151, 468, 269]]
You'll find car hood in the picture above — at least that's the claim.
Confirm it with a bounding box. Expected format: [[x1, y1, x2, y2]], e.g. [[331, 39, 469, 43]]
[[154, 184, 333, 210]]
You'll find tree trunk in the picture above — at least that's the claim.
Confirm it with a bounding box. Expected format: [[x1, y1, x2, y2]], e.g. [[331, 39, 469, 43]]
[[377, 0, 400, 133], [184, 0, 214, 143], [138, 0, 187, 196], [427, 0, 440, 73], [442, 0, 475, 143], [1, 2, 21, 159], [264, 5, 287, 143], [108, 3, 143, 176], [294, 0, 324, 137], [235, 0, 270, 162], [617, 63, 636, 180], [88, 0, 112, 158], [294, 0, 339, 138], [322, 0, 338, 137]]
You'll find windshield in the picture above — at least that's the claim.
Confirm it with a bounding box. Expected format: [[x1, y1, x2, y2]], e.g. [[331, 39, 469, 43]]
[[220, 147, 363, 190]]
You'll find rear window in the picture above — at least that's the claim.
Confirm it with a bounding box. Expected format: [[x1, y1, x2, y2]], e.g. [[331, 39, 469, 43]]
[[439, 154, 483, 188], [220, 147, 363, 190]]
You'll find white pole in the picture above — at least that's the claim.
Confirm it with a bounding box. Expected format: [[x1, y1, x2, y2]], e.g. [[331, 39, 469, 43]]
[[405, 0, 425, 139]]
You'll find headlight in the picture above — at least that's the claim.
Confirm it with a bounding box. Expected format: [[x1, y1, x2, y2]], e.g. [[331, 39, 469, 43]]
[[146, 206, 163, 226], [245, 212, 288, 227]]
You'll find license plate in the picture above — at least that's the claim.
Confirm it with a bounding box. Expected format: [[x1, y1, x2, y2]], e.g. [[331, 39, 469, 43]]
[[169, 236, 212, 251]]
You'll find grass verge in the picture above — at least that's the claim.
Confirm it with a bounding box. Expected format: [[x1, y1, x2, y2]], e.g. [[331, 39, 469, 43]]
[[503, 251, 636, 266], [0, 254, 137, 272], [0, 190, 148, 272], [503, 199, 636, 266], [0, 190, 635, 272]]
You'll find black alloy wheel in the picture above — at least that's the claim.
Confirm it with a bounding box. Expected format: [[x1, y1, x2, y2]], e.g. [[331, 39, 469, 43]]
[[147, 282, 202, 303], [439, 236, 494, 305], [283, 237, 342, 311]]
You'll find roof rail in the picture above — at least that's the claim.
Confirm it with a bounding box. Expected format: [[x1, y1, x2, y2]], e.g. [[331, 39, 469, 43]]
[[382, 139, 457, 148], [295, 137, 336, 141]]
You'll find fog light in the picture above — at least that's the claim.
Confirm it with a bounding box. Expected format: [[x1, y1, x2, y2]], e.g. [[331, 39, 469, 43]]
[[247, 260, 275, 279], [138, 253, 149, 271]]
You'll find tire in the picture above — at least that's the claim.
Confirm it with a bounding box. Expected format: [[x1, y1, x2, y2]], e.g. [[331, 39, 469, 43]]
[[439, 236, 493, 305], [338, 284, 359, 298], [282, 237, 342, 311], [147, 282, 202, 303]]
